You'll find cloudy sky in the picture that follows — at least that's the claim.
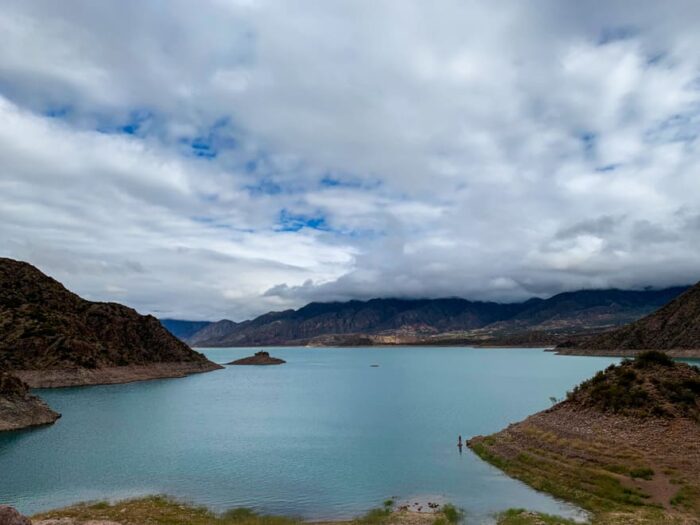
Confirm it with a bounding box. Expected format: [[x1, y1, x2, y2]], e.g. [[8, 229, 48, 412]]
[[2, 1, 700, 321]]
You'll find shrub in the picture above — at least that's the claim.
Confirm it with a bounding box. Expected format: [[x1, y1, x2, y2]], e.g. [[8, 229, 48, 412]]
[[634, 351, 674, 368], [629, 467, 654, 480], [441, 504, 461, 524]]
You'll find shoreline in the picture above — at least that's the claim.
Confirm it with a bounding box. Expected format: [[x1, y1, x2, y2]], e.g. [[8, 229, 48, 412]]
[[24, 495, 459, 525], [14, 361, 224, 389], [554, 348, 700, 359]]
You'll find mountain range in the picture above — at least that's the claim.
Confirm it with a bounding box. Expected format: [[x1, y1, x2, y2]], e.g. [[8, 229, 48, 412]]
[[178, 286, 689, 347], [558, 281, 700, 354]]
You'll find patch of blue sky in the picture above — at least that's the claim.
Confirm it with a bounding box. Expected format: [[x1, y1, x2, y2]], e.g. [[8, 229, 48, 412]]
[[180, 117, 239, 160], [274, 209, 383, 240], [86, 108, 155, 136], [320, 172, 382, 190], [276, 209, 329, 232]]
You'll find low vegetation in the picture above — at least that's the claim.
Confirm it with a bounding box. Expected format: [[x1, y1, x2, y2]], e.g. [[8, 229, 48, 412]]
[[32, 496, 300, 525], [496, 508, 579, 525], [565, 351, 700, 419], [32, 496, 459, 525]]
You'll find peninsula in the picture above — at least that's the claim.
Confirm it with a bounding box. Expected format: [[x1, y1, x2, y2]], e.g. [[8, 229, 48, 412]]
[[469, 351, 700, 524]]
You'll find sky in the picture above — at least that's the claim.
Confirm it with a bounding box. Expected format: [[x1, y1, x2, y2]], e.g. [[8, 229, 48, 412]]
[[1, 1, 700, 321]]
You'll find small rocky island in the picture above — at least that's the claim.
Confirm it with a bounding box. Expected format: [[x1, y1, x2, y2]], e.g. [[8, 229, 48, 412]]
[[228, 351, 286, 365]]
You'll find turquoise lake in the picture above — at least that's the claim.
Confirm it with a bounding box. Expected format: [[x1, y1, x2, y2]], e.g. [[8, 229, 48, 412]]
[[0, 347, 623, 523]]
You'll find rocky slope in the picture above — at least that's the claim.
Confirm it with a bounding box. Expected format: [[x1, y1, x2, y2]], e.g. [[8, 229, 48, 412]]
[[469, 352, 700, 523], [187, 288, 688, 347], [558, 281, 700, 355], [0, 369, 60, 431], [0, 258, 222, 388]]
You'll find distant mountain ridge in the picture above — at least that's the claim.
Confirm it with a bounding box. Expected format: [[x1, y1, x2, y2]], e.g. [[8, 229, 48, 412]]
[[160, 319, 213, 340], [186, 286, 689, 347], [559, 281, 700, 353]]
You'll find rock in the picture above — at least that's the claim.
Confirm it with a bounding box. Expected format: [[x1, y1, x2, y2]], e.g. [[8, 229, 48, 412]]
[[0, 505, 31, 525], [0, 369, 60, 432], [227, 351, 285, 366]]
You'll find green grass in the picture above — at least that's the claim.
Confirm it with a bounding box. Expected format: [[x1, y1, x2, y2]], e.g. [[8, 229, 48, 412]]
[[440, 504, 461, 524], [352, 506, 393, 525], [470, 440, 650, 514], [629, 467, 654, 480], [32, 495, 301, 525]]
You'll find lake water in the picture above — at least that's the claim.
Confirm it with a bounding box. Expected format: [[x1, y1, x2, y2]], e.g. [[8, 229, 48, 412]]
[[0, 347, 622, 523]]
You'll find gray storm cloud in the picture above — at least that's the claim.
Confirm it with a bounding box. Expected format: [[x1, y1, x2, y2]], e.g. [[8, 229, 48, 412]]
[[1, 0, 699, 320]]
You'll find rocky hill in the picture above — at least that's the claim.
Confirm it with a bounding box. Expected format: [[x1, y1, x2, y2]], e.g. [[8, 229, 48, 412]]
[[0, 258, 221, 387], [558, 281, 700, 355], [469, 352, 700, 522], [187, 287, 688, 347], [0, 369, 60, 431]]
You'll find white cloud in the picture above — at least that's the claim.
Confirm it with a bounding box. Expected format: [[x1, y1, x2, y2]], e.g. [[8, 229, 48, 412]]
[[1, 0, 700, 319]]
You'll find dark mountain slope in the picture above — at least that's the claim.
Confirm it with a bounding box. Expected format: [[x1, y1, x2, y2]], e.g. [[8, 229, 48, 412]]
[[561, 281, 700, 352], [189, 287, 689, 347], [191, 298, 536, 346], [0, 258, 221, 386], [188, 319, 240, 346], [509, 287, 688, 330]]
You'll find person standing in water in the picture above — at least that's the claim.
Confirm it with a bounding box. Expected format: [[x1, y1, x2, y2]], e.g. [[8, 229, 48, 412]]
[[458, 435, 463, 447]]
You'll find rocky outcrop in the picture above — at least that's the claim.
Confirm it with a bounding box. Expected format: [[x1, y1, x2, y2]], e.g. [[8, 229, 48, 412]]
[[188, 288, 688, 347], [0, 257, 222, 387], [228, 351, 286, 365], [0, 370, 60, 431], [14, 362, 222, 389], [558, 281, 700, 355]]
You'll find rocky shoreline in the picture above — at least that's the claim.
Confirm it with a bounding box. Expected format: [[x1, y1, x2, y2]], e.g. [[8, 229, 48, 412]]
[[554, 347, 700, 358], [0, 371, 60, 431], [14, 361, 224, 389]]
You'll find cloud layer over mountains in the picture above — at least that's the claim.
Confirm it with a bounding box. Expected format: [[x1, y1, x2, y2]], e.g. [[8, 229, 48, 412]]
[[1, 1, 700, 320]]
